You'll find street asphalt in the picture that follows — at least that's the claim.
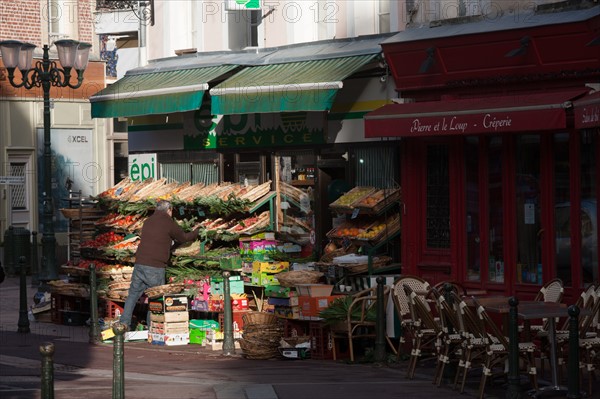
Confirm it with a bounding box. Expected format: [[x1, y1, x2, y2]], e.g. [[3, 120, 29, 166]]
[[1, 275, 595, 399]]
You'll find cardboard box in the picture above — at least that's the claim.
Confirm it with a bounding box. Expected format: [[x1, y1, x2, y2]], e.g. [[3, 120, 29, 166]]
[[240, 239, 278, 261], [210, 276, 245, 295], [125, 330, 149, 341], [265, 285, 293, 298], [252, 261, 290, 274], [268, 296, 299, 307], [101, 328, 115, 341], [150, 311, 189, 323], [148, 295, 189, 313], [189, 319, 220, 331], [251, 272, 280, 286], [191, 299, 209, 311], [274, 305, 301, 319], [298, 295, 343, 317], [150, 333, 189, 346], [189, 328, 207, 345], [219, 255, 242, 270], [295, 284, 333, 297], [150, 321, 189, 334]]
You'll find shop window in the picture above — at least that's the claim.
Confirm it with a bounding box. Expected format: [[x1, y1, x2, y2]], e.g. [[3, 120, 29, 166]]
[[160, 162, 218, 185], [515, 135, 542, 285], [10, 163, 26, 210], [554, 133, 571, 285], [228, 9, 260, 50], [580, 130, 599, 284], [355, 147, 398, 189], [426, 145, 450, 249], [235, 153, 262, 185], [488, 137, 504, 283], [378, 0, 391, 33], [465, 137, 481, 282]]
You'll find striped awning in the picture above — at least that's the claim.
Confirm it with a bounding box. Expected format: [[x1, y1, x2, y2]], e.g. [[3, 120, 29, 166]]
[[90, 65, 237, 118], [210, 54, 377, 115]]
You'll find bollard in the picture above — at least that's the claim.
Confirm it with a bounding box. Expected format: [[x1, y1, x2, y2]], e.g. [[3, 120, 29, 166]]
[[222, 271, 235, 355], [112, 322, 127, 399], [566, 305, 581, 399], [506, 297, 522, 399], [40, 342, 55, 399], [31, 231, 39, 286], [89, 263, 101, 344], [18, 256, 31, 333], [374, 276, 386, 362], [12, 227, 31, 275]]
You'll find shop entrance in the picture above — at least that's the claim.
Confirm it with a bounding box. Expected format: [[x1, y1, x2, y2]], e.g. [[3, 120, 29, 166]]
[[404, 139, 460, 284]]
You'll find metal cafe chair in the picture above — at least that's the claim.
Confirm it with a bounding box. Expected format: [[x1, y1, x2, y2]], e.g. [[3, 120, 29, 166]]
[[554, 284, 600, 395], [391, 275, 431, 357], [524, 278, 565, 337], [451, 293, 489, 394], [472, 297, 538, 399], [537, 284, 597, 379], [403, 285, 442, 379], [430, 288, 465, 387], [533, 278, 565, 303]]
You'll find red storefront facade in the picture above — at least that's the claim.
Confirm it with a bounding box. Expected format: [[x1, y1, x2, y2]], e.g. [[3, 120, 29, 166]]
[[365, 3, 600, 302]]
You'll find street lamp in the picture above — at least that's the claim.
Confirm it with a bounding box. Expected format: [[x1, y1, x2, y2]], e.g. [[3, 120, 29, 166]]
[[0, 39, 91, 282]]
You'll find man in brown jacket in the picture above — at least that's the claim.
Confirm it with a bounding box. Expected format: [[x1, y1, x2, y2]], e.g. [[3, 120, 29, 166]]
[[120, 200, 199, 330]]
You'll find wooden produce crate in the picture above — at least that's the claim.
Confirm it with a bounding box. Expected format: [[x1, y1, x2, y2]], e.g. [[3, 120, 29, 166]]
[[325, 219, 373, 241], [351, 214, 401, 246], [353, 188, 401, 214], [329, 186, 376, 212]]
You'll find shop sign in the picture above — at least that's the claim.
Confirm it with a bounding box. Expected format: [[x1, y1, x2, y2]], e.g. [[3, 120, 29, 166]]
[[226, 0, 261, 10], [575, 103, 600, 129], [184, 109, 325, 150], [36, 128, 94, 233], [128, 153, 157, 181]]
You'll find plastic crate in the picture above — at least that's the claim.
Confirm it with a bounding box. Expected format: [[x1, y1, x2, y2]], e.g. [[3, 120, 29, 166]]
[[283, 319, 309, 338], [309, 321, 334, 360], [51, 294, 89, 325], [102, 299, 124, 319], [218, 310, 250, 333]]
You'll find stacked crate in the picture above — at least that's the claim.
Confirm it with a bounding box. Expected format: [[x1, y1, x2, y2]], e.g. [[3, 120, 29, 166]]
[[148, 294, 189, 346]]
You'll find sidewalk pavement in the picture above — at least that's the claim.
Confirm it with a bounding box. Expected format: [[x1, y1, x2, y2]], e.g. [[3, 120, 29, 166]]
[[0, 276, 586, 399]]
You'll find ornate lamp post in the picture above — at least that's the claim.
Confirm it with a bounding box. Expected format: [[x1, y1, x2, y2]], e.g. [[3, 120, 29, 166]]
[[0, 39, 91, 282]]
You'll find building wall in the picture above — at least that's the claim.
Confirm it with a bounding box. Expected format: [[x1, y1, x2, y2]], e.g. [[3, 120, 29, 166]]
[[0, 0, 42, 44], [0, 0, 107, 256]]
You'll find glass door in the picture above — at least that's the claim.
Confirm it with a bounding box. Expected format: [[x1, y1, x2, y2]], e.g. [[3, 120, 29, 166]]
[[515, 135, 543, 285]]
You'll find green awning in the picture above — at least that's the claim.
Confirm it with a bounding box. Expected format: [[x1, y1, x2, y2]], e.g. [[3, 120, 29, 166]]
[[210, 54, 377, 115], [91, 65, 237, 118]]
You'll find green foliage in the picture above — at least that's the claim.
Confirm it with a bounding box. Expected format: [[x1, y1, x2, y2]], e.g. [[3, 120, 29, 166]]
[[318, 295, 377, 325], [194, 194, 251, 216]]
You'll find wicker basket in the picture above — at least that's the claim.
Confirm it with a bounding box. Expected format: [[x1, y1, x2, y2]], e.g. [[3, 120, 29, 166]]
[[60, 208, 102, 219], [318, 244, 358, 263], [336, 256, 393, 275], [242, 311, 278, 326], [144, 283, 185, 298], [274, 270, 324, 288], [239, 339, 280, 359], [239, 320, 283, 360]]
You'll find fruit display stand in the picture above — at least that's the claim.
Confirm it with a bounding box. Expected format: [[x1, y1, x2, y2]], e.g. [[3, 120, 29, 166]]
[[279, 181, 315, 256], [326, 186, 402, 278], [55, 178, 278, 331]]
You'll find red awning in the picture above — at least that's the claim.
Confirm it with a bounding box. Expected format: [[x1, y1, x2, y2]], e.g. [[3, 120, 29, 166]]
[[364, 89, 587, 138], [574, 91, 600, 129]]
